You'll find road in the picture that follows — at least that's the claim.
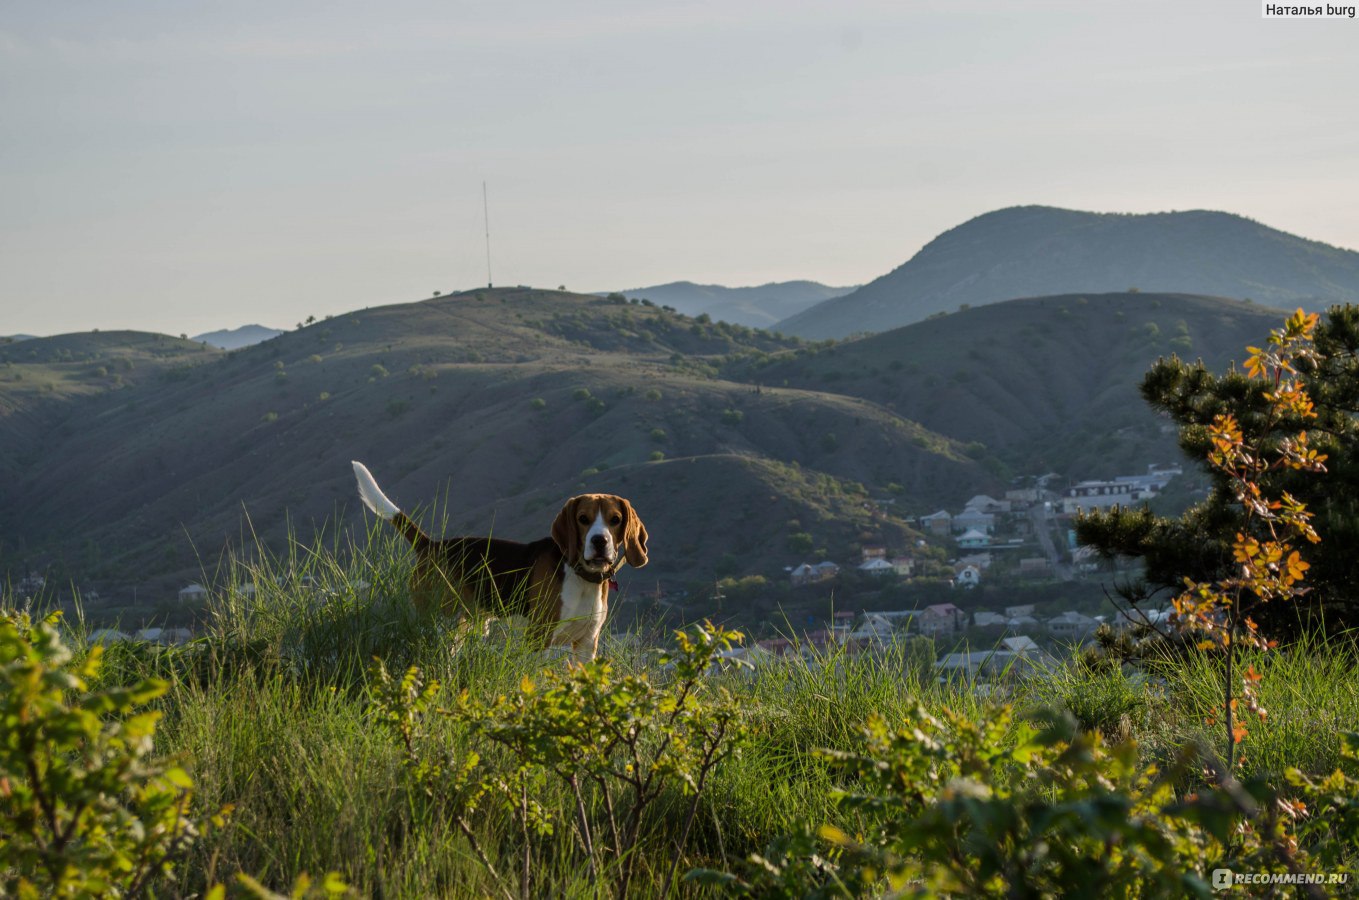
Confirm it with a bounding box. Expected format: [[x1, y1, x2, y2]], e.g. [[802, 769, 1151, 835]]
[[1029, 502, 1074, 581]]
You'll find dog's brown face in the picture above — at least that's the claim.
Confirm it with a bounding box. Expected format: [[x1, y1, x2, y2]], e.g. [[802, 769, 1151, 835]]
[[551, 494, 648, 573]]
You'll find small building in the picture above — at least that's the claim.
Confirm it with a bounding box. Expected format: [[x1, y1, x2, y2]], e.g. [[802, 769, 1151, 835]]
[[890, 556, 915, 577], [791, 561, 839, 586], [1004, 604, 1036, 618], [917, 603, 966, 637], [919, 510, 952, 536], [858, 558, 895, 576], [1018, 557, 1052, 577], [953, 508, 996, 534], [973, 610, 1007, 627], [954, 564, 982, 588], [861, 545, 887, 561], [964, 494, 1011, 514], [178, 583, 209, 603], [957, 528, 991, 550], [1047, 611, 1097, 641]]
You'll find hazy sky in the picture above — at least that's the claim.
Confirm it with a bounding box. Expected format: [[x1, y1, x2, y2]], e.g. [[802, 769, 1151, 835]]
[[3, 1, 1357, 336]]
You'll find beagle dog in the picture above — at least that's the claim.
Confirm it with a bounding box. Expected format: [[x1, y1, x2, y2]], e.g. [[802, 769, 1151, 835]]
[[351, 461, 647, 663]]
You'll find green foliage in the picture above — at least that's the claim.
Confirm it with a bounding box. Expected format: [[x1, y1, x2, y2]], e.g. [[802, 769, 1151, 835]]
[[721, 408, 744, 425], [528, 397, 546, 411], [0, 610, 221, 897], [693, 704, 1348, 897], [1078, 304, 1359, 637], [372, 622, 749, 899]]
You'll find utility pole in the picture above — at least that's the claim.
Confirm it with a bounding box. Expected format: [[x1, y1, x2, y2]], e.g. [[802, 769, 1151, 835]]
[[483, 181, 493, 289]]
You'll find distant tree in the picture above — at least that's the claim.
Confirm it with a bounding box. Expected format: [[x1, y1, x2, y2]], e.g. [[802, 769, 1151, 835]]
[[1076, 305, 1359, 637]]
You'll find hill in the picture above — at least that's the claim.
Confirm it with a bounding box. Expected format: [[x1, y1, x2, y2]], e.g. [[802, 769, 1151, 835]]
[[0, 289, 982, 611], [745, 292, 1286, 478], [776, 206, 1359, 339], [607, 280, 855, 328], [192, 324, 286, 349]]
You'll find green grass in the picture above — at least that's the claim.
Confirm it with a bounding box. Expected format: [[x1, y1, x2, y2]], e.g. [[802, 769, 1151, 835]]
[[10, 528, 1358, 897]]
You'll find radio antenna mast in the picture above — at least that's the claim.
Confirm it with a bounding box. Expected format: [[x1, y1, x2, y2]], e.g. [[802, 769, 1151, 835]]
[[482, 181, 493, 289]]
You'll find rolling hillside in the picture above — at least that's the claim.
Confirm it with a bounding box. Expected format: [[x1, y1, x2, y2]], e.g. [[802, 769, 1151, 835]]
[[750, 292, 1286, 477], [776, 206, 1359, 338], [607, 280, 855, 328], [0, 289, 982, 608]]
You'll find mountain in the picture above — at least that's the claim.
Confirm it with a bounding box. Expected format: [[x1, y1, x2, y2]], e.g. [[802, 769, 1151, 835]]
[[2, 335, 38, 343], [748, 291, 1285, 478], [192, 324, 285, 350], [0, 289, 982, 611], [606, 281, 856, 328], [776, 206, 1359, 339]]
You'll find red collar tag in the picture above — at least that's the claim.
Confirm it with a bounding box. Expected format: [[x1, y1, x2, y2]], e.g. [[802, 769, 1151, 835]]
[[609, 579, 619, 592]]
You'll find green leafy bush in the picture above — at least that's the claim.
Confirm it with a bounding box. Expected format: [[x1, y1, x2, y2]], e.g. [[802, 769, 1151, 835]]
[[372, 622, 749, 898], [693, 704, 1353, 897], [0, 611, 223, 897]]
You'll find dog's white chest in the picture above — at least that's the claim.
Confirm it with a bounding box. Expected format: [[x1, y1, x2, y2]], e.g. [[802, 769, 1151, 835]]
[[551, 567, 606, 660]]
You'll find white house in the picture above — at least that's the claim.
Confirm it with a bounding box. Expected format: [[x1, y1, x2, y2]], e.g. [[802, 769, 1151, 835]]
[[957, 528, 991, 550], [954, 564, 982, 588], [1060, 479, 1156, 514], [890, 556, 916, 576], [858, 558, 895, 576], [178, 583, 209, 603]]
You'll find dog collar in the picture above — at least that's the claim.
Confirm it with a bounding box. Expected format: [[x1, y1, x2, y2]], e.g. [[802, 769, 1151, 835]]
[[571, 560, 621, 585]]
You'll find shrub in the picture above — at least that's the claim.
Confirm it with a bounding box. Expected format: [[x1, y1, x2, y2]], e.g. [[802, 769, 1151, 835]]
[[373, 622, 748, 899], [692, 704, 1348, 896], [0, 611, 223, 897]]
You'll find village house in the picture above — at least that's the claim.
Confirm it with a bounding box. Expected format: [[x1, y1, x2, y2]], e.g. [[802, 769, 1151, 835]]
[[917, 602, 966, 637], [957, 528, 991, 550], [937, 637, 1045, 680], [890, 556, 915, 576], [1018, 557, 1052, 577], [919, 510, 952, 536], [858, 557, 895, 576], [790, 561, 840, 587], [954, 564, 982, 588], [861, 545, 887, 561], [972, 610, 1008, 627], [178, 583, 209, 603], [952, 508, 996, 534], [964, 494, 1012, 515], [1046, 610, 1097, 641]]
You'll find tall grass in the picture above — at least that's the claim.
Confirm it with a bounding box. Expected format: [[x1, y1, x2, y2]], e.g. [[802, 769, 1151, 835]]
[[9, 524, 1357, 897]]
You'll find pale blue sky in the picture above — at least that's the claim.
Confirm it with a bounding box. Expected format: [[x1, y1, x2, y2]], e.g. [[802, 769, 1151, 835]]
[[3, 1, 1357, 336]]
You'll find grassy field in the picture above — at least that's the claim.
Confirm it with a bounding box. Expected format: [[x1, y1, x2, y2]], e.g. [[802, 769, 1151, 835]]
[[9, 526, 1359, 897]]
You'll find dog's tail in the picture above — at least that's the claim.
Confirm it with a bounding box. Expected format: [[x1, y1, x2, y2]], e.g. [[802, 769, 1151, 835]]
[[352, 461, 427, 546]]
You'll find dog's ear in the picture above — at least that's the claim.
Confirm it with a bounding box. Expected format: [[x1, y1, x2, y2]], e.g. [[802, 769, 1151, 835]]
[[619, 498, 649, 569], [552, 497, 582, 564]]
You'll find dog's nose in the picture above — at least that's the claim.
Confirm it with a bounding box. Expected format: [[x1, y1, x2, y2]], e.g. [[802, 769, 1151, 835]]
[[590, 534, 609, 554]]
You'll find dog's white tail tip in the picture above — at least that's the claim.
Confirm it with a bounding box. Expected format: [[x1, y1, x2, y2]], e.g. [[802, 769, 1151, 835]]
[[352, 460, 400, 520]]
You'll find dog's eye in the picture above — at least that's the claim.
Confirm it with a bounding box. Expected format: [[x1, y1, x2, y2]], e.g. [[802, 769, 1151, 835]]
[[609, 515, 622, 526], [578, 514, 591, 526]]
